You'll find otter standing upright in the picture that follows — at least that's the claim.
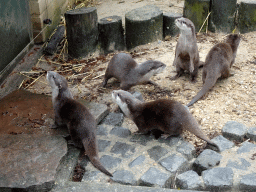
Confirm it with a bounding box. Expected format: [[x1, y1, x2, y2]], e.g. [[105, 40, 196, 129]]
[[47, 71, 112, 177], [103, 53, 166, 90], [112, 90, 219, 151], [187, 34, 241, 107], [171, 17, 199, 82]]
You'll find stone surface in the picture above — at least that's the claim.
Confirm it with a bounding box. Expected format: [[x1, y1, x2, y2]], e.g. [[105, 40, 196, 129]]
[[0, 134, 67, 191], [139, 167, 170, 188], [96, 125, 109, 136], [130, 134, 154, 146], [110, 142, 135, 158], [222, 121, 247, 142], [176, 141, 196, 160], [247, 127, 256, 141], [237, 141, 256, 154], [202, 167, 233, 191], [211, 135, 235, 152], [176, 170, 203, 190], [227, 158, 251, 170], [110, 126, 131, 138], [82, 171, 101, 182], [129, 155, 146, 168], [98, 140, 111, 152], [147, 146, 169, 161], [163, 12, 182, 37], [159, 154, 188, 173], [132, 91, 144, 102], [100, 112, 124, 126], [193, 149, 222, 175], [111, 170, 137, 185], [125, 5, 163, 50], [239, 173, 256, 191], [100, 155, 122, 170]]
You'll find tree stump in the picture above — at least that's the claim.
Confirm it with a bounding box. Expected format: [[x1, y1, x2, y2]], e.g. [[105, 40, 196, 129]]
[[183, 0, 210, 32], [238, 0, 256, 33], [209, 0, 237, 33], [43, 25, 65, 55], [98, 16, 125, 54], [163, 12, 183, 38], [125, 5, 163, 50], [65, 7, 98, 58]]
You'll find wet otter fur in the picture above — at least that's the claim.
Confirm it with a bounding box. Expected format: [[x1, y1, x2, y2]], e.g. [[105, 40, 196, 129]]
[[47, 71, 112, 177], [112, 90, 220, 151]]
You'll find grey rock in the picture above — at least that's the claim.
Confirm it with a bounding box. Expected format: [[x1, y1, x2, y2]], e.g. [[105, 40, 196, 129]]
[[139, 167, 170, 188], [132, 91, 144, 102], [239, 173, 256, 192], [100, 112, 124, 126], [147, 146, 169, 161], [110, 126, 131, 138], [130, 134, 154, 146], [222, 121, 247, 142], [98, 140, 111, 152], [159, 154, 188, 173], [202, 167, 233, 191], [129, 155, 146, 168], [79, 101, 109, 124], [176, 170, 203, 190], [237, 141, 256, 154], [227, 158, 251, 170], [96, 125, 108, 136], [193, 149, 222, 175], [247, 127, 256, 142], [110, 142, 135, 158], [82, 171, 101, 182], [100, 155, 122, 170], [0, 134, 67, 191], [211, 135, 235, 152], [165, 136, 184, 147], [111, 170, 137, 185], [177, 141, 196, 160]]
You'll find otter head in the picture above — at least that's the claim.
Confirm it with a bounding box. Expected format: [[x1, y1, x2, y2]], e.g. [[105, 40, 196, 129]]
[[225, 34, 241, 54], [175, 17, 195, 36], [112, 90, 142, 118], [47, 71, 73, 100], [137, 61, 166, 83]]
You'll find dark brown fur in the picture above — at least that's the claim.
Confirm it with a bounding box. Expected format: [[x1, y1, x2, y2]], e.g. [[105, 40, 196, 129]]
[[112, 90, 219, 151], [187, 34, 241, 107], [103, 53, 166, 90], [47, 71, 112, 177]]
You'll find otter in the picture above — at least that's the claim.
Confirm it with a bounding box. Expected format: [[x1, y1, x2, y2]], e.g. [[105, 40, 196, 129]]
[[171, 17, 199, 82], [47, 71, 112, 177], [112, 90, 220, 151], [103, 53, 166, 90], [187, 34, 241, 107]]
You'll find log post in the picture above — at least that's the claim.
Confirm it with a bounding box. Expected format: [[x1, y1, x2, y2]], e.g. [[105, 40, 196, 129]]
[[163, 13, 183, 38], [98, 15, 125, 54], [65, 7, 98, 58], [238, 0, 256, 33]]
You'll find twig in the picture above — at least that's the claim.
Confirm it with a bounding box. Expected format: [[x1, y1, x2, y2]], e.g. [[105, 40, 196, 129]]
[[58, 38, 67, 61], [19, 73, 48, 85], [92, 73, 104, 80], [18, 79, 25, 89], [38, 58, 71, 66], [198, 12, 211, 33], [25, 73, 45, 89], [81, 70, 94, 82], [36, 54, 45, 67]]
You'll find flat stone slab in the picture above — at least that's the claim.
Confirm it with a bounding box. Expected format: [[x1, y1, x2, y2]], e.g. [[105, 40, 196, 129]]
[[147, 146, 169, 161], [237, 141, 256, 154], [110, 142, 135, 158], [159, 154, 188, 173], [176, 141, 195, 160], [110, 126, 131, 138], [100, 112, 124, 126], [202, 167, 233, 191], [239, 173, 256, 191], [247, 127, 256, 141], [211, 135, 234, 152], [111, 170, 137, 185], [129, 155, 146, 168], [227, 158, 251, 170], [0, 134, 67, 191], [176, 170, 203, 190], [222, 121, 247, 142]]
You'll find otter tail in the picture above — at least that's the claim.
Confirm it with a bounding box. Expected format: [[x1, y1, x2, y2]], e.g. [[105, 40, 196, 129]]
[[187, 76, 217, 107], [83, 139, 113, 177]]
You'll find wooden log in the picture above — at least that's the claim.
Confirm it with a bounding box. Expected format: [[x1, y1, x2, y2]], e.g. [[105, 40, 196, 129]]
[[98, 16, 125, 54], [125, 5, 163, 50], [163, 12, 183, 38], [238, 0, 256, 33], [43, 25, 65, 55], [183, 0, 210, 32], [209, 0, 237, 33], [65, 7, 98, 58]]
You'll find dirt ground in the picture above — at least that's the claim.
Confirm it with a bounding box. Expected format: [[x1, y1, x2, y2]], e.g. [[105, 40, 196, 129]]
[[17, 0, 256, 148]]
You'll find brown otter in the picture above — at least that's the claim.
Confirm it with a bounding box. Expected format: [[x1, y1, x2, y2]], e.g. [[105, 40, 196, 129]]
[[112, 90, 220, 151], [47, 71, 112, 177], [103, 53, 166, 90], [187, 34, 241, 107], [171, 17, 199, 82]]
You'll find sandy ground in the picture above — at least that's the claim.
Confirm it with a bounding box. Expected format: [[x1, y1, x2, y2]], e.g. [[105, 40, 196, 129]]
[[18, 0, 256, 148]]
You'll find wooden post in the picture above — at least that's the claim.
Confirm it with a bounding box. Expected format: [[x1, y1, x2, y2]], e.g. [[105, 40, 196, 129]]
[[65, 7, 98, 58], [238, 0, 256, 33], [163, 13, 183, 38]]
